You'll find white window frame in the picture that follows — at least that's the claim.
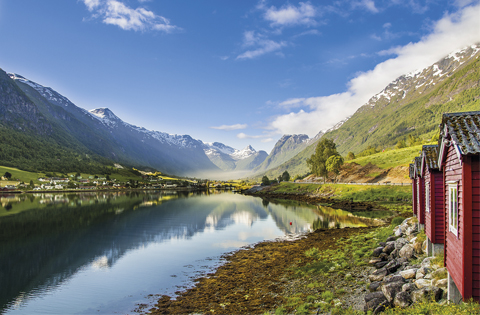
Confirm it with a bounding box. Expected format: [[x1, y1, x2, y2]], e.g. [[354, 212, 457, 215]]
[[448, 181, 458, 236], [425, 182, 430, 213]]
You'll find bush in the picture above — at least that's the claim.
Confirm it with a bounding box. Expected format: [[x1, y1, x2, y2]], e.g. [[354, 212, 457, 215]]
[[391, 216, 404, 227]]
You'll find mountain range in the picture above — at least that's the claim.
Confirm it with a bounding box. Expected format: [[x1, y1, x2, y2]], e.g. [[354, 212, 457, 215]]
[[1, 43, 478, 179]]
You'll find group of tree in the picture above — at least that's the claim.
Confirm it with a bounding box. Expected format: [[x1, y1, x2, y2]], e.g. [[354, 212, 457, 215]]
[[306, 138, 344, 183], [262, 170, 290, 186]]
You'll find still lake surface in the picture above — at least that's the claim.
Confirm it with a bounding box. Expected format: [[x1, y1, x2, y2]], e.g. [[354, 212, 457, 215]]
[[0, 191, 386, 314]]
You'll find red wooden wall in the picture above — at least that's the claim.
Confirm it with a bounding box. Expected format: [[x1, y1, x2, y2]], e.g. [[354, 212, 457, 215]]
[[417, 176, 425, 225], [472, 155, 480, 301], [444, 144, 465, 298], [424, 169, 444, 244]]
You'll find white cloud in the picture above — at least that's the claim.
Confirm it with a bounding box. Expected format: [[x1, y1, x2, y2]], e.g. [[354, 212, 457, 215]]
[[267, 3, 480, 137], [210, 124, 248, 131], [237, 31, 287, 59], [352, 0, 379, 13], [237, 133, 264, 139], [264, 2, 317, 27], [81, 0, 179, 32]]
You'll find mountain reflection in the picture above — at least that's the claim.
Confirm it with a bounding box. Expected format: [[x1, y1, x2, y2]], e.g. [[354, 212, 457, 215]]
[[0, 192, 383, 312]]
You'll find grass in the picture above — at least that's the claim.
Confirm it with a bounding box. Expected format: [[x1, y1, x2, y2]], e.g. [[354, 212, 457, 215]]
[[383, 299, 479, 314], [347, 144, 433, 169], [267, 182, 412, 203]]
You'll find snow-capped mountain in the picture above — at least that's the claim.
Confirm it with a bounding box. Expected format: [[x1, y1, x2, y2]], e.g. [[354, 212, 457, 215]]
[[6, 73, 220, 176], [202, 142, 267, 172], [361, 44, 480, 111]]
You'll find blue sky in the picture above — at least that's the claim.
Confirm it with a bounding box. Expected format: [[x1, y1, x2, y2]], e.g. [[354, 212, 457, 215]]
[[0, 0, 479, 153]]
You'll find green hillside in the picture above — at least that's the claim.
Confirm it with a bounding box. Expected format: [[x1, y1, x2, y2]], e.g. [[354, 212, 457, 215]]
[[250, 50, 480, 181]]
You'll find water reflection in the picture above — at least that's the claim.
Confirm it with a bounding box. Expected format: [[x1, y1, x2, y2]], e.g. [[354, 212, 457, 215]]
[[0, 191, 385, 314]]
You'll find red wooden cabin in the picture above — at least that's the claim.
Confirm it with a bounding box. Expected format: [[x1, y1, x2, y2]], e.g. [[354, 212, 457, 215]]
[[420, 145, 444, 256], [409, 163, 418, 217], [438, 111, 480, 303], [414, 156, 426, 230]]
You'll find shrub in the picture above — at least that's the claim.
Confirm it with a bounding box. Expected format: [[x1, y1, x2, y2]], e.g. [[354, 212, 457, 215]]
[[391, 216, 404, 227]]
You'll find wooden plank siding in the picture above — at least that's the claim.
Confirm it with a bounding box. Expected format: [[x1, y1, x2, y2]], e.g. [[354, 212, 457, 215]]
[[472, 155, 480, 302], [417, 176, 426, 224], [425, 170, 433, 240], [444, 144, 465, 298], [434, 173, 445, 243], [412, 178, 418, 216]]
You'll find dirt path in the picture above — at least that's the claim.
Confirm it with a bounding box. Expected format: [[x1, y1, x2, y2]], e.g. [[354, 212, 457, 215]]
[[141, 227, 375, 315]]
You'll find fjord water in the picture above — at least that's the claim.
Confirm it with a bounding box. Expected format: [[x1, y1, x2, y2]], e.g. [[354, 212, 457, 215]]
[[0, 191, 382, 314]]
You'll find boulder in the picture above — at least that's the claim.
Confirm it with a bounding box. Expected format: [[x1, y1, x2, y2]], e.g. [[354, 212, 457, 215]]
[[431, 267, 447, 278], [399, 268, 417, 279], [383, 242, 395, 255], [378, 242, 387, 247], [395, 227, 403, 237], [388, 249, 399, 260], [368, 281, 382, 292], [386, 236, 396, 242], [369, 258, 383, 265], [365, 291, 386, 302], [375, 261, 389, 269], [393, 291, 412, 308], [364, 296, 387, 313], [415, 279, 432, 289], [372, 247, 384, 257], [385, 260, 401, 274], [411, 287, 443, 303], [382, 275, 406, 285], [381, 282, 404, 303], [399, 244, 415, 260], [394, 238, 408, 250], [373, 301, 389, 315], [432, 278, 448, 289], [369, 268, 388, 282], [402, 283, 417, 292]]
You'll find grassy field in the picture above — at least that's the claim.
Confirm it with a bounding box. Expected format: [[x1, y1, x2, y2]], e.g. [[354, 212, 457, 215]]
[[270, 182, 412, 202], [346, 143, 435, 169]]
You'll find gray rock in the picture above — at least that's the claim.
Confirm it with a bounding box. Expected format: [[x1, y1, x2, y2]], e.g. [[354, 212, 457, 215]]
[[375, 261, 389, 269], [364, 296, 387, 313], [432, 278, 448, 289], [405, 225, 417, 235], [400, 268, 417, 279], [432, 267, 447, 278], [372, 247, 384, 257], [378, 242, 387, 247], [382, 275, 406, 285], [383, 242, 395, 255], [385, 260, 401, 274], [386, 236, 396, 242], [382, 282, 404, 302], [395, 227, 403, 237], [415, 279, 432, 289], [411, 287, 443, 303], [369, 258, 383, 265], [402, 283, 417, 292], [365, 291, 386, 302], [369, 268, 388, 282], [399, 244, 415, 259], [394, 291, 412, 308], [373, 301, 389, 315], [395, 238, 408, 250], [389, 249, 399, 260], [421, 257, 434, 268], [368, 281, 382, 292]]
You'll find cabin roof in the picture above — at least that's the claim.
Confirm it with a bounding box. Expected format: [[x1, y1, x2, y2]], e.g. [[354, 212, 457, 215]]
[[409, 163, 415, 179], [414, 156, 422, 177], [440, 111, 480, 155], [422, 145, 439, 170]]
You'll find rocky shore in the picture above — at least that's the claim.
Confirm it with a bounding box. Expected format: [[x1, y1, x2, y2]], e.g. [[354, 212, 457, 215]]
[[364, 217, 448, 313]]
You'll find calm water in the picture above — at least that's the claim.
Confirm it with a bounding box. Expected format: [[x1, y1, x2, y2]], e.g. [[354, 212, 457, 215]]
[[0, 191, 386, 315]]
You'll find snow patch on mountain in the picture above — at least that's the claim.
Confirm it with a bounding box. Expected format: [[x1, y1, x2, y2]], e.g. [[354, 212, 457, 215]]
[[231, 145, 256, 160], [202, 142, 257, 160]]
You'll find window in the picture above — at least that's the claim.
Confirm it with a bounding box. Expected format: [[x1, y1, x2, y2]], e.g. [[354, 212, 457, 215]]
[[425, 182, 430, 213], [448, 182, 458, 236]]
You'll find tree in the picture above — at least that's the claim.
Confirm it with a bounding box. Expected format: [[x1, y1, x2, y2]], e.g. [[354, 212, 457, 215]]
[[277, 175, 282, 183], [326, 155, 344, 183], [395, 139, 406, 149], [346, 152, 355, 160], [29, 180, 34, 188], [306, 138, 341, 183], [3, 172, 12, 179], [261, 175, 270, 186], [282, 170, 290, 182]]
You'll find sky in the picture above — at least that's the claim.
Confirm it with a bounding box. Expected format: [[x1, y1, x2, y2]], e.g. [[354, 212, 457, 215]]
[[0, 0, 479, 153]]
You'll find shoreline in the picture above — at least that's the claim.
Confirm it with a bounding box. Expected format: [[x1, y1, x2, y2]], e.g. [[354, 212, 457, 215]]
[[141, 225, 378, 315]]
